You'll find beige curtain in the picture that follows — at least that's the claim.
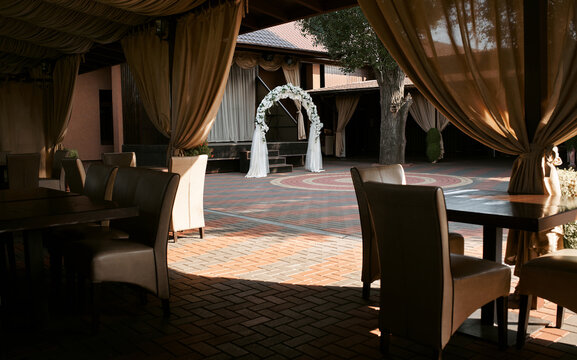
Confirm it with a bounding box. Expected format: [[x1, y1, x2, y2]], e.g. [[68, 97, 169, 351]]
[[95, 0, 207, 16], [282, 62, 306, 140], [44, 54, 81, 177], [358, 0, 577, 274], [409, 92, 450, 159], [122, 27, 171, 137], [234, 51, 260, 69], [335, 95, 360, 158], [0, 82, 45, 173], [170, 0, 245, 153]]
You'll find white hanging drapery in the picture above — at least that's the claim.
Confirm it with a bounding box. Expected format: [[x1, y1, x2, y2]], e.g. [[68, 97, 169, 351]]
[[208, 64, 256, 142], [409, 93, 450, 159], [245, 123, 269, 178]]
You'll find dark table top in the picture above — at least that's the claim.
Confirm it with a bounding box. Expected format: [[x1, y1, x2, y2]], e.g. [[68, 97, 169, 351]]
[[0, 188, 138, 233], [444, 189, 577, 232]]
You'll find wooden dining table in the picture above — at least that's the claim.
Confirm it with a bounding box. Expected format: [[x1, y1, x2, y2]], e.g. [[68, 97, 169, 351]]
[[444, 189, 577, 326], [0, 187, 138, 316]]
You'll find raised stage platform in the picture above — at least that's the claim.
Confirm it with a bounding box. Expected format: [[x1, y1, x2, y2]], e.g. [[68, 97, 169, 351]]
[[123, 142, 308, 174]]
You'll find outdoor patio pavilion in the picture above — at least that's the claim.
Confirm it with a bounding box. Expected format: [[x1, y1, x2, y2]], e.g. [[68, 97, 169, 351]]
[[3, 0, 577, 359]]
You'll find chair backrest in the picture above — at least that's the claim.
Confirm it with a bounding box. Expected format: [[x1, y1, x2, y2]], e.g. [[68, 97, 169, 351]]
[[102, 152, 136, 167], [110, 167, 180, 298], [350, 164, 405, 282], [51, 149, 70, 179], [83, 164, 118, 201], [0, 151, 9, 166], [61, 158, 86, 194], [169, 155, 208, 231], [6, 153, 40, 189], [351, 164, 405, 237], [364, 182, 453, 348]]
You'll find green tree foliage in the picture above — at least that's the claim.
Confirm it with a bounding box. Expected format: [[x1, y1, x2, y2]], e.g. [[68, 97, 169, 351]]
[[299, 8, 413, 164], [426, 128, 442, 163]]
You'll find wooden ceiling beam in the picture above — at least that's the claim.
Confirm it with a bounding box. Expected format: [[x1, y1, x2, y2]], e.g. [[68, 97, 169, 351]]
[[248, 1, 290, 22], [290, 0, 324, 13]]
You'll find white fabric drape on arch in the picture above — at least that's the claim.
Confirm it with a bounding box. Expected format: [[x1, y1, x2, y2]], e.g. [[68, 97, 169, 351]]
[[409, 93, 450, 159], [208, 64, 256, 142], [335, 95, 360, 158], [305, 124, 323, 172], [245, 125, 269, 177]]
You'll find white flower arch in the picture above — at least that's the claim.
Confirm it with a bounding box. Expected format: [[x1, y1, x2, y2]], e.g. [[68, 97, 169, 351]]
[[246, 84, 324, 178]]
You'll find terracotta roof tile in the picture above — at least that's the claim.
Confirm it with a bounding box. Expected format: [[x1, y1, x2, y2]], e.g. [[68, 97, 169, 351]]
[[237, 21, 326, 53]]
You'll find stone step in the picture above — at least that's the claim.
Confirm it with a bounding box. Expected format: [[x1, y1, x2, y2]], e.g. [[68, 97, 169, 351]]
[[269, 156, 287, 165], [269, 164, 293, 174]]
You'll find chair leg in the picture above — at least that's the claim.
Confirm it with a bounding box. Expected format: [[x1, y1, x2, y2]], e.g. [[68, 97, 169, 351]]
[[362, 281, 370, 300], [91, 282, 101, 334], [379, 330, 390, 354], [496, 295, 508, 350], [556, 305, 565, 328], [516, 294, 532, 349], [162, 299, 170, 318], [199, 227, 204, 239], [139, 289, 148, 305]]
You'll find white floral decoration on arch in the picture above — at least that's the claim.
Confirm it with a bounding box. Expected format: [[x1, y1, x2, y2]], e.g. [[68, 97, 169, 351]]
[[255, 83, 323, 142], [246, 83, 324, 178]]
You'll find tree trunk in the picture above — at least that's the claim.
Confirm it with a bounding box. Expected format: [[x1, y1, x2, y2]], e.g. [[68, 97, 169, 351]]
[[377, 67, 412, 164]]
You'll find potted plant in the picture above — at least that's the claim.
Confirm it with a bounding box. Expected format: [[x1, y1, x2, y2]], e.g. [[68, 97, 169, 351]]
[[169, 142, 212, 241]]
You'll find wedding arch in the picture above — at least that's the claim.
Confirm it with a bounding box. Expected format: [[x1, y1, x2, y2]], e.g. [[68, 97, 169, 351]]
[[246, 83, 324, 178]]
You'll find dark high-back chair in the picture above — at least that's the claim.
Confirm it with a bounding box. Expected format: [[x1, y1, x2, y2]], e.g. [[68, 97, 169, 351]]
[[65, 167, 180, 331], [102, 152, 136, 167], [364, 182, 510, 357], [61, 158, 86, 194]]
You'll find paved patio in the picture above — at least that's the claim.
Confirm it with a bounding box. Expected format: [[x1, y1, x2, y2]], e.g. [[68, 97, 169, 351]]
[[3, 156, 577, 359]]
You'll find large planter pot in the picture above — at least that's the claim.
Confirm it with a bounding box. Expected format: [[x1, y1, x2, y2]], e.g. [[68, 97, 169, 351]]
[[169, 154, 208, 239]]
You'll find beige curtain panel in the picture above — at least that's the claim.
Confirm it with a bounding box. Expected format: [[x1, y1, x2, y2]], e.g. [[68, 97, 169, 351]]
[[95, 0, 207, 16], [170, 0, 245, 153], [358, 0, 577, 274], [0, 1, 132, 44], [44, 54, 81, 177], [282, 62, 307, 140], [122, 28, 171, 137], [335, 95, 360, 158], [0, 82, 46, 174]]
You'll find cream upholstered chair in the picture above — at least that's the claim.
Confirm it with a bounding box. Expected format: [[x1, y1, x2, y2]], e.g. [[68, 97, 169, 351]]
[[102, 152, 136, 167], [61, 158, 86, 194], [169, 155, 208, 240], [6, 153, 40, 189], [46, 164, 119, 284], [350, 165, 465, 299], [64, 167, 180, 331], [364, 182, 510, 357], [516, 249, 577, 348]]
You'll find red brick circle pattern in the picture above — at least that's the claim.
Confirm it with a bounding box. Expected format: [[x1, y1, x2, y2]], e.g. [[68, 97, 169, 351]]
[[270, 172, 473, 191]]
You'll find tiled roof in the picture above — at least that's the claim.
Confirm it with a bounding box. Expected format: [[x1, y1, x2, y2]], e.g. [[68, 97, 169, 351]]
[[237, 22, 326, 53]]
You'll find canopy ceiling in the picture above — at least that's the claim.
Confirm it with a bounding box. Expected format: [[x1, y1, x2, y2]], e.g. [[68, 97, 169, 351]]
[[0, 0, 357, 78]]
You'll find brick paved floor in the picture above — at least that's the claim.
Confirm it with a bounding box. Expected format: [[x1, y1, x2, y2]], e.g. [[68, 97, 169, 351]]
[[2, 156, 577, 359]]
